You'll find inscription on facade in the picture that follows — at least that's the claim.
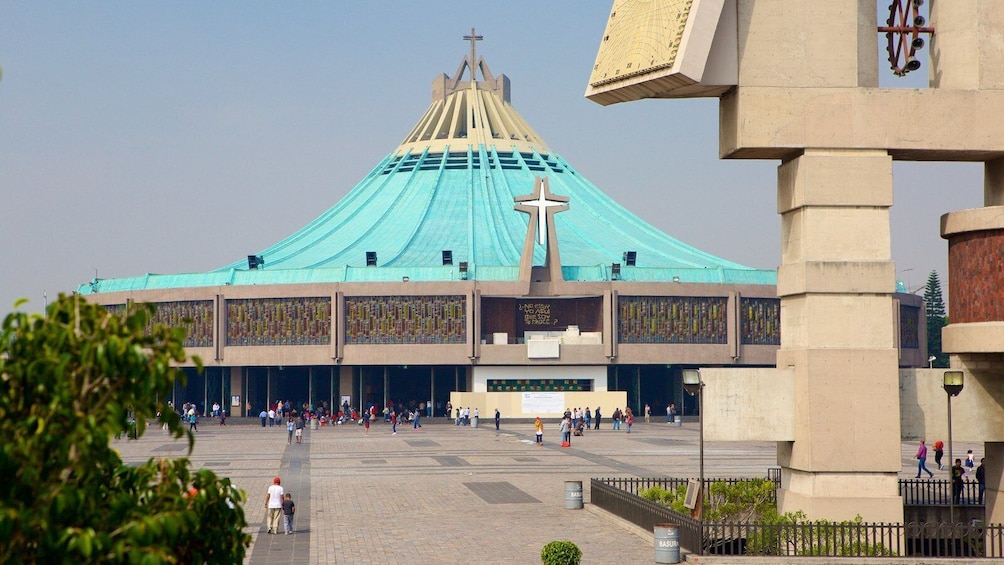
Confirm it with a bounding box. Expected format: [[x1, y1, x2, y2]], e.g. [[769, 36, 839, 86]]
[[519, 302, 556, 327]]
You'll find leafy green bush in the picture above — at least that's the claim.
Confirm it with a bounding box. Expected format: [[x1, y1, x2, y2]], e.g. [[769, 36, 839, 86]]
[[541, 540, 582, 565], [746, 512, 894, 557], [638, 479, 893, 557], [639, 484, 685, 511], [0, 295, 251, 563], [704, 478, 776, 522]]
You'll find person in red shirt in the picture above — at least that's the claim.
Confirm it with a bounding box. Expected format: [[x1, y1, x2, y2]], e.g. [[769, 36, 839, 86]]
[[933, 440, 945, 470]]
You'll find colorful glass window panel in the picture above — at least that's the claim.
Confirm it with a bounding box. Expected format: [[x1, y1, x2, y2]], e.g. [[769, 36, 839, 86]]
[[226, 297, 331, 346], [740, 297, 781, 346], [618, 296, 728, 344], [344, 295, 466, 344]]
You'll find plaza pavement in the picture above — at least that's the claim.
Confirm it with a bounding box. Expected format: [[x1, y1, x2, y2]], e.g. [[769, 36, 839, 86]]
[[111, 417, 984, 564]]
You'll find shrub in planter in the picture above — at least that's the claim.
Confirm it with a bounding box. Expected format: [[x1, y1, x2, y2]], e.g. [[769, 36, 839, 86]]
[[541, 540, 582, 565]]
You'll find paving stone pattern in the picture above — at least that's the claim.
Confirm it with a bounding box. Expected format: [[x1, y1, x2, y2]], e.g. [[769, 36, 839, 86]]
[[111, 418, 983, 564]]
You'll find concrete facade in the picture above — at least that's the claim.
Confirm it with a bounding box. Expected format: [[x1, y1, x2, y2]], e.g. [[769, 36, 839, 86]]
[[587, 0, 1004, 523]]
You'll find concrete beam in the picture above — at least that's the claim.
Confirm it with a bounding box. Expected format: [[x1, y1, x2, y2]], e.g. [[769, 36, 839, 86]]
[[721, 88, 1004, 160]]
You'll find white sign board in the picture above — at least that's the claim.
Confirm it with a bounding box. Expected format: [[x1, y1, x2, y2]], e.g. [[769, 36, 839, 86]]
[[521, 392, 565, 415]]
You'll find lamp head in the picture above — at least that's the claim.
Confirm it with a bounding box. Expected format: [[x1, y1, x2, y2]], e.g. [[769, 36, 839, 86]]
[[943, 370, 964, 397], [682, 368, 702, 396]]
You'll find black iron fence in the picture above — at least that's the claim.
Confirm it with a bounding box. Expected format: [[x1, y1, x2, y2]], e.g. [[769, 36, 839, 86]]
[[900, 477, 984, 506], [591, 476, 1002, 558]]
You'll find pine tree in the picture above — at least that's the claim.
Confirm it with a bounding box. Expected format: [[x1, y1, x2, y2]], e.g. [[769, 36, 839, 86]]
[[924, 270, 948, 368]]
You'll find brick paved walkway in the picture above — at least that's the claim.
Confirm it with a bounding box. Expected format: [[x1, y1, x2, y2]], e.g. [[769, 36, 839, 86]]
[[112, 418, 984, 564]]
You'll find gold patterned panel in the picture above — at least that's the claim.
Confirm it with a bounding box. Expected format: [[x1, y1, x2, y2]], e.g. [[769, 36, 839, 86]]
[[588, 0, 693, 88]]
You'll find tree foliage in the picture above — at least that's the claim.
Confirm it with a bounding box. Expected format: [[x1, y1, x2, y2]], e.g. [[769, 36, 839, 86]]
[[0, 294, 250, 564], [924, 270, 948, 368]]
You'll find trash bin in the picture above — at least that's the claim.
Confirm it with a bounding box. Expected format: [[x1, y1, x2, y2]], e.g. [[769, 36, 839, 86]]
[[673, 415, 682, 427], [654, 523, 681, 563], [472, 416, 479, 428], [310, 417, 319, 430], [564, 481, 583, 509]]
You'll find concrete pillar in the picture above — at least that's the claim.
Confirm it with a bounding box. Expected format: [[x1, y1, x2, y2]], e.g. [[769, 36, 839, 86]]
[[930, 0, 1004, 90], [986, 443, 1004, 531], [228, 366, 244, 416], [774, 149, 904, 522], [985, 158, 1004, 207], [338, 365, 354, 408]]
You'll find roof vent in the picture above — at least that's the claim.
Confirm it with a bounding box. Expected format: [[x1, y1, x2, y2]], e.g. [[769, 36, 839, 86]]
[[623, 251, 637, 266], [611, 263, 621, 280], [366, 252, 377, 267], [442, 250, 453, 265], [247, 255, 265, 270]]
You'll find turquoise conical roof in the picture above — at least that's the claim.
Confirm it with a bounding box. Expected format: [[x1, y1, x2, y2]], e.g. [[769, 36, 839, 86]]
[[80, 47, 774, 295]]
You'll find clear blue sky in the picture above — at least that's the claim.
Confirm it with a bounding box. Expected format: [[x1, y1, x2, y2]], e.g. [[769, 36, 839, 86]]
[[0, 2, 978, 315]]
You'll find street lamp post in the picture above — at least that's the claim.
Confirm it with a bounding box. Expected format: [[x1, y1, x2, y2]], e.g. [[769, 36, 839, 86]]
[[682, 369, 704, 520], [943, 370, 964, 525]]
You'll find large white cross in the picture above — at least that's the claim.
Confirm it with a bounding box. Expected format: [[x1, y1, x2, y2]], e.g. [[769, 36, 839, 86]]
[[515, 177, 569, 247], [527, 189, 566, 245]]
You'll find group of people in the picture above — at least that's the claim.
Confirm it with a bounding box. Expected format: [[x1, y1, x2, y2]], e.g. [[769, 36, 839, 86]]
[[916, 440, 987, 505], [453, 406, 477, 426]]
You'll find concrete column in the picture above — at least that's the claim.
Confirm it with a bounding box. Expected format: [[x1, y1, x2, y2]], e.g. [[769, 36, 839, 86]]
[[338, 365, 354, 408], [228, 366, 244, 417], [986, 443, 1004, 537], [774, 149, 904, 523], [931, 0, 1004, 90], [985, 158, 1004, 207]]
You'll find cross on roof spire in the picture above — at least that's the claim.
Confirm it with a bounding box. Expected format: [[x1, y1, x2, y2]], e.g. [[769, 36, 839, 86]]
[[463, 27, 483, 80]]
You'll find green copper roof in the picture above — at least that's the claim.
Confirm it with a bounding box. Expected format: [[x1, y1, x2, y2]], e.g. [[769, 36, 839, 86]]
[[80, 47, 775, 295]]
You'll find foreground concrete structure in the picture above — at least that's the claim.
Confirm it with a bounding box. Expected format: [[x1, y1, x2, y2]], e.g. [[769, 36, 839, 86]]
[[588, 0, 1004, 525]]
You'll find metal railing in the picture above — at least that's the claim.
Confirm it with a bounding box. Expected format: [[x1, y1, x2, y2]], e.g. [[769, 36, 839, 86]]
[[591, 476, 1003, 558], [900, 478, 984, 506]]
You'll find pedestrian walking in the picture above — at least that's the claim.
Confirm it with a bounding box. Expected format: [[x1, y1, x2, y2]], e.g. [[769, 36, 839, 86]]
[[645, 403, 651, 424], [391, 410, 398, 435], [294, 414, 304, 444], [534, 416, 544, 446], [933, 440, 945, 470], [286, 417, 294, 444], [259, 409, 268, 427], [265, 477, 284, 534], [494, 408, 501, 431], [282, 493, 296, 535], [915, 440, 934, 478], [585, 407, 592, 429], [593, 406, 602, 430]]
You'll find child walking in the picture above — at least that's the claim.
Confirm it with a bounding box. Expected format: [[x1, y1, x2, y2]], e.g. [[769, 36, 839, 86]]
[[282, 493, 296, 535]]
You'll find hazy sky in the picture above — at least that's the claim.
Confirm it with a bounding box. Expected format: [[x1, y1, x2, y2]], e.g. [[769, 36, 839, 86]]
[[1, 2, 980, 316]]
